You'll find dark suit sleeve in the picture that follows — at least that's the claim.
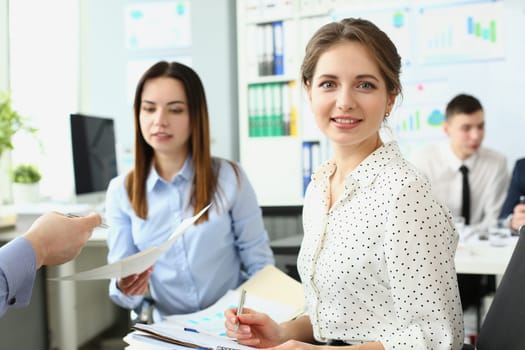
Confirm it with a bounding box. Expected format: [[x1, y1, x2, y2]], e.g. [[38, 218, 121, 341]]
[[500, 159, 525, 218]]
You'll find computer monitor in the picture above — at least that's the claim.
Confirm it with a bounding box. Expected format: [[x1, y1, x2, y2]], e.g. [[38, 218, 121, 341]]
[[70, 114, 118, 205]]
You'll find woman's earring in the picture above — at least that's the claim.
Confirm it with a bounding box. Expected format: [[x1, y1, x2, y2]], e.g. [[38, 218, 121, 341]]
[[385, 111, 390, 118]]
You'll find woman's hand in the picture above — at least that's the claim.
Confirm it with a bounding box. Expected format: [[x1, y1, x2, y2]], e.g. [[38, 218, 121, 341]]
[[224, 307, 284, 348], [117, 266, 154, 296]]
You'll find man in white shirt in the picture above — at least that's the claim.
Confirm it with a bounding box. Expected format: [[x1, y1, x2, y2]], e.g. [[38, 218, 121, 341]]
[[411, 93, 508, 233], [410, 93, 509, 332]]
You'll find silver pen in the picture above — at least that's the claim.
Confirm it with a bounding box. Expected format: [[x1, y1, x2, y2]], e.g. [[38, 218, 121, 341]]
[[64, 212, 109, 229], [234, 289, 247, 332]]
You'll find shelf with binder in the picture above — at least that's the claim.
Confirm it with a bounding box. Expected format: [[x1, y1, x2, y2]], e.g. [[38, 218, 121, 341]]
[[245, 16, 295, 26], [247, 81, 299, 138], [302, 140, 321, 194], [244, 19, 298, 80], [246, 75, 296, 85], [237, 1, 332, 207]]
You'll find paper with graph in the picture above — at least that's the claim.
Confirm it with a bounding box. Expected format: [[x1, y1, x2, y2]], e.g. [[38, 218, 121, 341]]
[[164, 289, 298, 337]]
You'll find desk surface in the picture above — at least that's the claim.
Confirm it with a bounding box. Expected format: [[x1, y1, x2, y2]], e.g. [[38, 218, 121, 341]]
[[270, 233, 518, 276]]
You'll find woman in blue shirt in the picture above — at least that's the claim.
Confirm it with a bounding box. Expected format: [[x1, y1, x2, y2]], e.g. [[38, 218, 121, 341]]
[[106, 61, 274, 319]]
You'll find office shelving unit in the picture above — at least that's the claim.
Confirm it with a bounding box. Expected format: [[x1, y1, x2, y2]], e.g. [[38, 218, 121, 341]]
[[236, 0, 338, 207]]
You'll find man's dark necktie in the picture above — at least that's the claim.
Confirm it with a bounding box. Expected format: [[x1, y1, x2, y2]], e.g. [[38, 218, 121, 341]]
[[459, 165, 470, 225]]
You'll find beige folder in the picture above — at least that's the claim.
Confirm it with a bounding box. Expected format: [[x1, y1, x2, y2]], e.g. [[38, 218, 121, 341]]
[[238, 264, 304, 318]]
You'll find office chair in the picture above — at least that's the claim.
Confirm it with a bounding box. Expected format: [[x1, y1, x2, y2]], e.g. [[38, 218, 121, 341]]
[[457, 273, 494, 333], [470, 225, 525, 350]]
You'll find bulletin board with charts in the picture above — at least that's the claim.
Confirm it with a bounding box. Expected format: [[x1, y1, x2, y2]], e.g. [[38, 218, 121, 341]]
[[124, 0, 193, 104], [237, 0, 525, 208], [331, 0, 514, 160]]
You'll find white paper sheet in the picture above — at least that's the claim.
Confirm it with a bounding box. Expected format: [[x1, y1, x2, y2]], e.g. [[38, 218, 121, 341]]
[[164, 289, 298, 337], [54, 204, 211, 281]]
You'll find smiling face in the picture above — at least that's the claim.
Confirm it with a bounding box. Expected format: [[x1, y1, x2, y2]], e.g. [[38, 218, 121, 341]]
[[306, 41, 395, 151], [139, 76, 191, 158]]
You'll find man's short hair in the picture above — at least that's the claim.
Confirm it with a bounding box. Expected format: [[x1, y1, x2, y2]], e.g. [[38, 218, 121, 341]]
[[445, 94, 483, 120]]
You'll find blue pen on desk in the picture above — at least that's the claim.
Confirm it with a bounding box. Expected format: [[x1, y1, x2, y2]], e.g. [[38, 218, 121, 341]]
[[234, 289, 247, 333]]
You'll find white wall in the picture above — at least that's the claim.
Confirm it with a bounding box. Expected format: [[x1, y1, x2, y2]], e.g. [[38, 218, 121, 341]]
[[9, 0, 79, 202], [0, 0, 11, 204], [0, 0, 7, 89], [80, 0, 239, 165]]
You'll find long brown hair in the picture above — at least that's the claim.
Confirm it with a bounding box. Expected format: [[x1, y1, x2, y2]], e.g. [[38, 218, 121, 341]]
[[126, 61, 223, 223]]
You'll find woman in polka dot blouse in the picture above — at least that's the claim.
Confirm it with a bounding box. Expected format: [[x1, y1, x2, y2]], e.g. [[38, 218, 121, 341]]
[[225, 18, 464, 350]]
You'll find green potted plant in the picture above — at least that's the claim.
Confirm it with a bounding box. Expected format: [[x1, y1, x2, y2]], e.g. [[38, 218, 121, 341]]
[[11, 163, 42, 204], [13, 163, 41, 183], [0, 91, 36, 156], [0, 91, 37, 205]]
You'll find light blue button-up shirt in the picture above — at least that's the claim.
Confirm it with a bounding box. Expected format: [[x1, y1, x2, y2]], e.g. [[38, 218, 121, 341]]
[[0, 237, 36, 317], [106, 157, 274, 318]]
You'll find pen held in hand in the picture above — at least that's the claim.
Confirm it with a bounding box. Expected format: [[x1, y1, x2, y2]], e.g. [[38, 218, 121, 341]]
[[64, 212, 109, 229], [234, 289, 247, 333]]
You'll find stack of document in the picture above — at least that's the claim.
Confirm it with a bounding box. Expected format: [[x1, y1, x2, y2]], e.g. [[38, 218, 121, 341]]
[[124, 265, 305, 349], [126, 321, 255, 350]]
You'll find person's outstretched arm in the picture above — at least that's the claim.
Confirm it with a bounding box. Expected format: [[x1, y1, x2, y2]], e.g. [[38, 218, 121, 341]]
[[0, 211, 101, 317]]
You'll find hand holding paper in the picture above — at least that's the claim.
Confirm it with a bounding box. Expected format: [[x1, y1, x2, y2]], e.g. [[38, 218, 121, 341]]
[[54, 204, 211, 281], [117, 266, 154, 296]]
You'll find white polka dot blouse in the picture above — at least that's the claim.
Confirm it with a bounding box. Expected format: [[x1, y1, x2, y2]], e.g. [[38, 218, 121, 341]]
[[298, 141, 464, 350]]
